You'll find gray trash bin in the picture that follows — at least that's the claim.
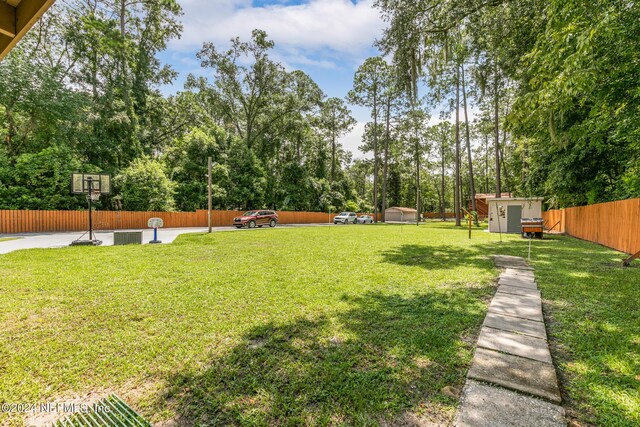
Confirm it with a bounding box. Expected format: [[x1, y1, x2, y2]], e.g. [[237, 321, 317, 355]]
[[113, 231, 143, 245]]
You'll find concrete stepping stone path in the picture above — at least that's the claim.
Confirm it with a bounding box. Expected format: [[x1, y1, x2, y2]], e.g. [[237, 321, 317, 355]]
[[488, 293, 544, 322], [483, 312, 547, 340], [477, 327, 553, 364], [468, 348, 561, 403], [497, 284, 541, 298], [456, 380, 566, 427], [455, 255, 566, 427], [498, 276, 538, 290]]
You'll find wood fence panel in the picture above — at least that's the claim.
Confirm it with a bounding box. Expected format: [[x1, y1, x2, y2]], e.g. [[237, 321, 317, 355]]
[[0, 209, 357, 233], [544, 198, 640, 254], [542, 210, 565, 233], [423, 212, 457, 219]]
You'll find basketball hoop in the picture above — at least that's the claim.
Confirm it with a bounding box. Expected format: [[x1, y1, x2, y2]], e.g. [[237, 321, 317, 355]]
[[70, 173, 111, 246], [87, 189, 101, 202]]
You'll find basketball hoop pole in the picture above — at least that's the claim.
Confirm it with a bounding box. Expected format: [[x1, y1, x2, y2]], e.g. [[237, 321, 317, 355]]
[[87, 177, 94, 240], [208, 157, 212, 233]]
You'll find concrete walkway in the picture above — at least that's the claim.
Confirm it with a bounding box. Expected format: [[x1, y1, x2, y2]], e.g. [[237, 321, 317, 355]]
[[0, 223, 333, 254], [455, 255, 566, 427]]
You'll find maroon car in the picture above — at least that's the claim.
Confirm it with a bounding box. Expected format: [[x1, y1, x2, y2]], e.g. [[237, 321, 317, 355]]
[[233, 210, 278, 229]]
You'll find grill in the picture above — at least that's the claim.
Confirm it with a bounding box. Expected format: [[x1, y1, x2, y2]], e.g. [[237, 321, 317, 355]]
[[521, 218, 544, 239]]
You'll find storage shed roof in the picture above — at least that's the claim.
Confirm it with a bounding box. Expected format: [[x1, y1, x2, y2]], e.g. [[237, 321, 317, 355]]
[[385, 207, 418, 213]]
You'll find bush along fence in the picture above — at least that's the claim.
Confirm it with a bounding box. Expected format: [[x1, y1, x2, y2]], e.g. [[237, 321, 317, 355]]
[[543, 197, 640, 255], [0, 210, 388, 233]]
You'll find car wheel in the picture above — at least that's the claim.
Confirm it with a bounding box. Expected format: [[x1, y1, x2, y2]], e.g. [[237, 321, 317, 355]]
[[248, 220, 256, 229], [269, 219, 276, 228]]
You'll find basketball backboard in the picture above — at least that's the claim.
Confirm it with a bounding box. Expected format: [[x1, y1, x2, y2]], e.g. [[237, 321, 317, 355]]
[[71, 173, 111, 195]]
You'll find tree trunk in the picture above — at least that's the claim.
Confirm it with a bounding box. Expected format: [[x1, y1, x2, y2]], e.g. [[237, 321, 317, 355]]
[[441, 139, 446, 221], [494, 62, 501, 198], [454, 64, 462, 226], [330, 130, 336, 183], [382, 97, 390, 222], [373, 94, 379, 223], [415, 128, 421, 226], [484, 134, 490, 193], [462, 65, 478, 225], [500, 128, 511, 196]]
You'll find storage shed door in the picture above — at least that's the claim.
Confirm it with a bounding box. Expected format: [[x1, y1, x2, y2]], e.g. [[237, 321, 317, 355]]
[[386, 211, 402, 222], [507, 205, 522, 233]]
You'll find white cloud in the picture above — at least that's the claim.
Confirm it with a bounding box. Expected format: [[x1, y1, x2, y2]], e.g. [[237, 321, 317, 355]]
[[172, 0, 384, 63], [169, 0, 386, 158], [341, 121, 368, 159]]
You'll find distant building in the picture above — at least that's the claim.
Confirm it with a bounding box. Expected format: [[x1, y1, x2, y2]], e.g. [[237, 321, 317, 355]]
[[385, 207, 418, 222], [470, 193, 511, 217]]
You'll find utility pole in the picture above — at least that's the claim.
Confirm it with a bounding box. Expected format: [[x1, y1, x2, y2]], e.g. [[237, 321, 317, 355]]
[[208, 157, 212, 233]]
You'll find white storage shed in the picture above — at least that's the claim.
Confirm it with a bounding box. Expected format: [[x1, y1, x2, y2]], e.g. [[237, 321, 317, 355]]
[[385, 207, 419, 222], [487, 198, 543, 233]]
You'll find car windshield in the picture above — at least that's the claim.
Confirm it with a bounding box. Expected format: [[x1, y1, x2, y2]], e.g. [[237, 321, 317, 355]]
[[243, 211, 258, 216], [338, 212, 349, 216]]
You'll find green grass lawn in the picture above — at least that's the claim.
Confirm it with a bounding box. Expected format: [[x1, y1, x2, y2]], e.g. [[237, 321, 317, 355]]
[[0, 223, 638, 426], [0, 223, 499, 426], [0, 237, 19, 243]]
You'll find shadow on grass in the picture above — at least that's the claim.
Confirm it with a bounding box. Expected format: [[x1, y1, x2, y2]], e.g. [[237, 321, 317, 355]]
[[380, 244, 494, 272], [158, 290, 491, 426]]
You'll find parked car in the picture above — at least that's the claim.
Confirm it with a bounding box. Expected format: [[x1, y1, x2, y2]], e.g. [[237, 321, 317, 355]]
[[333, 212, 357, 224], [357, 215, 374, 224], [233, 210, 278, 229]]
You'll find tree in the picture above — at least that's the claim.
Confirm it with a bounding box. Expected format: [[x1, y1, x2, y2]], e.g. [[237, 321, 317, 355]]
[[429, 122, 454, 220], [164, 126, 230, 211], [348, 57, 389, 222], [315, 98, 356, 183], [380, 77, 404, 220], [461, 65, 479, 225], [454, 65, 462, 226], [225, 140, 267, 210], [114, 158, 176, 211], [398, 107, 431, 220]]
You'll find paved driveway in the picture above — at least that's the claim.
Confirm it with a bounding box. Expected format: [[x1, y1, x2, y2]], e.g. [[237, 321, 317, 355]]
[[0, 223, 332, 254]]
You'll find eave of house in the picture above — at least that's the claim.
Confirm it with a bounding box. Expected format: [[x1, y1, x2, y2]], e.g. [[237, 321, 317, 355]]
[[0, 0, 56, 61]]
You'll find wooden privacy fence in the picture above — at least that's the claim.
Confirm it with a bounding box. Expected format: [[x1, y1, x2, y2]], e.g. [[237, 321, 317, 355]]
[[423, 212, 456, 219], [0, 210, 350, 233], [543, 198, 640, 254]]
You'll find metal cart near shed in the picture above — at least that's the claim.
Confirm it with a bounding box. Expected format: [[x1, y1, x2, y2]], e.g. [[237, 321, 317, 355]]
[[521, 218, 544, 238]]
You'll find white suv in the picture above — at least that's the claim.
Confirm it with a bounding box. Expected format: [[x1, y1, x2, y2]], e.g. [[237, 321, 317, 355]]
[[333, 212, 357, 224]]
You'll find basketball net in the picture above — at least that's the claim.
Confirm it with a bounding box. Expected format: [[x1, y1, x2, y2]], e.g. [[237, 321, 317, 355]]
[[87, 189, 101, 202]]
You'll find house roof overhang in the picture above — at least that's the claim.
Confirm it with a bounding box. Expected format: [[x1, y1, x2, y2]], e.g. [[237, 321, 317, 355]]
[[0, 0, 56, 61]]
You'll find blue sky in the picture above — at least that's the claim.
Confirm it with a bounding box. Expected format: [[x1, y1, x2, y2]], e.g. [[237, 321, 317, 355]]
[[158, 0, 386, 157]]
